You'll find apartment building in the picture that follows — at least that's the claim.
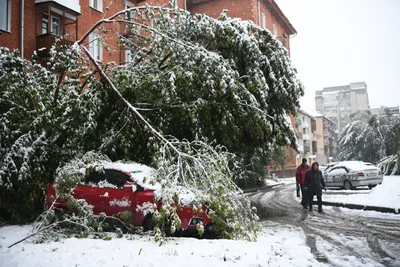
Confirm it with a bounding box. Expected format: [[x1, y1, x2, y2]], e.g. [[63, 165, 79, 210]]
[[295, 109, 337, 165], [315, 82, 370, 134], [1, 0, 295, 59], [314, 113, 337, 163], [0, 0, 186, 62], [295, 109, 317, 165]]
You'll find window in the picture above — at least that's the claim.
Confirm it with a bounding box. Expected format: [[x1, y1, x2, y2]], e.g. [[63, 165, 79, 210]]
[[86, 170, 130, 188], [125, 1, 133, 21], [90, 0, 103, 12], [303, 128, 307, 134], [125, 49, 133, 63], [42, 13, 60, 36], [89, 33, 102, 61], [0, 0, 11, 32], [273, 24, 278, 37], [42, 13, 48, 34], [261, 13, 266, 28]]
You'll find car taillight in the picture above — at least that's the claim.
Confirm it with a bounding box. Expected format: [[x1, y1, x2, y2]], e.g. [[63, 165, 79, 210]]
[[356, 172, 365, 177], [378, 171, 382, 176]]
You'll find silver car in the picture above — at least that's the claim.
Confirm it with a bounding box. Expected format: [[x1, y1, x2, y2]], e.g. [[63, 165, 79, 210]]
[[324, 161, 383, 189]]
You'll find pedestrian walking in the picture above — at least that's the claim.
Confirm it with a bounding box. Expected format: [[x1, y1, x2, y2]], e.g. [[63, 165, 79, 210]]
[[304, 162, 326, 213], [295, 158, 310, 209]]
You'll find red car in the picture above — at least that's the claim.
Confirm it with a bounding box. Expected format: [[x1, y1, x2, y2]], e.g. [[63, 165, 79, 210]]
[[44, 162, 214, 237]]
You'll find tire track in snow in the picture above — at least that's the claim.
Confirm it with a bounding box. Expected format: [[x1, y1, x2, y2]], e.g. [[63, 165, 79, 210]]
[[251, 183, 400, 266]]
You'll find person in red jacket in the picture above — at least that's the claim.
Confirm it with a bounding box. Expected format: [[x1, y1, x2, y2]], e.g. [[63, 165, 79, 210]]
[[296, 158, 310, 209]]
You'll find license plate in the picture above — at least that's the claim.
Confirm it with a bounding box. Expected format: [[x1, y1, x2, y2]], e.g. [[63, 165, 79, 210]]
[[367, 173, 376, 177]]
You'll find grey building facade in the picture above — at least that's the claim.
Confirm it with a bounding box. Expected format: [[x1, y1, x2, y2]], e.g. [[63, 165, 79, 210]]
[[315, 82, 370, 134]]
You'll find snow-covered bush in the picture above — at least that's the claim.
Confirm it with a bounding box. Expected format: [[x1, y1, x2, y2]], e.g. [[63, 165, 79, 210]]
[[0, 44, 101, 222], [377, 154, 400, 175], [337, 109, 400, 173]]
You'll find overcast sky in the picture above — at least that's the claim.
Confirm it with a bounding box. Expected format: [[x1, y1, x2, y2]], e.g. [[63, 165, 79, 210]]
[[275, 0, 400, 110]]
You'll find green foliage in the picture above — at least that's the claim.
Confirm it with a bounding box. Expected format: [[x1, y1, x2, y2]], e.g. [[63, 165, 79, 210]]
[[103, 8, 303, 185], [0, 45, 102, 223], [1, 8, 303, 242]]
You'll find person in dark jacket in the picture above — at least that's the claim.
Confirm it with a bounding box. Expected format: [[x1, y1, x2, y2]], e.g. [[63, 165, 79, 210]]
[[295, 158, 310, 209], [304, 162, 326, 213]]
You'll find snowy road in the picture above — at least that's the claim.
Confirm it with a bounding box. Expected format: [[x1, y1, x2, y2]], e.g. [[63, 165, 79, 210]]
[[248, 182, 400, 267]]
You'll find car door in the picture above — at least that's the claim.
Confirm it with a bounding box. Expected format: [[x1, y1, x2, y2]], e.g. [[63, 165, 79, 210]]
[[74, 170, 111, 214], [326, 167, 348, 187], [99, 169, 136, 216]]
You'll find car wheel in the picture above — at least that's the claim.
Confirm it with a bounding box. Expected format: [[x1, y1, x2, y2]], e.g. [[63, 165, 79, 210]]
[[343, 180, 352, 190], [368, 184, 376, 189], [142, 214, 159, 231], [203, 223, 220, 239], [142, 214, 171, 234]]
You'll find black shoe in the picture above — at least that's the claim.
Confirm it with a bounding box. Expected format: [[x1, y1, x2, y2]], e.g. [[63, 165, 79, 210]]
[[303, 205, 308, 209], [318, 210, 324, 214]]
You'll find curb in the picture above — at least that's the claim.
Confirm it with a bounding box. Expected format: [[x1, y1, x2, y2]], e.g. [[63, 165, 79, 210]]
[[314, 201, 399, 214]]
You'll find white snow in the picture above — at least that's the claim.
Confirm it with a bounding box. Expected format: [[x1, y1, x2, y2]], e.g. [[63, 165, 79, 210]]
[[109, 198, 131, 207], [323, 175, 400, 212], [0, 225, 325, 267], [331, 161, 381, 172], [1, 176, 400, 266], [102, 161, 159, 191]]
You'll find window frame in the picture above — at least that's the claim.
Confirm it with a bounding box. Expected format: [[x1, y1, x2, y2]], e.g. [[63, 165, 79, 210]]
[[89, 32, 103, 61], [0, 0, 11, 32], [42, 13, 60, 36], [90, 0, 103, 12], [261, 13, 266, 29], [273, 23, 278, 37]]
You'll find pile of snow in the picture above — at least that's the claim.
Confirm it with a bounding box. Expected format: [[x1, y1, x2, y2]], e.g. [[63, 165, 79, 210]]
[[0, 225, 325, 267], [323, 176, 400, 212]]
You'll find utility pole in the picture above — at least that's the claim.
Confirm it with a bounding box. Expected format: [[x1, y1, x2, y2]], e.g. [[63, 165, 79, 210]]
[[337, 94, 342, 136]]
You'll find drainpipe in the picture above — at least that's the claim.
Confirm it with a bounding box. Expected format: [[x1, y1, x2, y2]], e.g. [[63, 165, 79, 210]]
[[184, 0, 187, 10], [20, 0, 25, 58], [257, 0, 261, 26]]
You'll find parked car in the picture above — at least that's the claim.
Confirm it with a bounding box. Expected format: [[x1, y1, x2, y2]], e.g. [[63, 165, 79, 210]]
[[320, 162, 338, 174], [44, 162, 214, 237], [324, 161, 383, 189]]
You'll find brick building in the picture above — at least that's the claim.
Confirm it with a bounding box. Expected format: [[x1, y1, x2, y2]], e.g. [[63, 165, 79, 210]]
[[1, 0, 297, 175], [188, 0, 296, 55], [1, 0, 295, 59]]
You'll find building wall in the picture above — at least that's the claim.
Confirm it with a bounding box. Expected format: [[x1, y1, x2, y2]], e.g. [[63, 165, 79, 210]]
[[189, 0, 255, 22], [258, 1, 290, 52], [315, 117, 324, 156], [0, 0, 36, 58], [315, 82, 370, 133], [189, 0, 291, 53]]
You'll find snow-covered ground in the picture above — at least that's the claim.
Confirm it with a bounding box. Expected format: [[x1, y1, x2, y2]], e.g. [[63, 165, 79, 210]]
[[0, 224, 324, 267], [323, 175, 400, 212], [1, 176, 399, 267]]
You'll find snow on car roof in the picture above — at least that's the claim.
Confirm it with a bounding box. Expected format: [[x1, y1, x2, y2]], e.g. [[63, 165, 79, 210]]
[[102, 161, 160, 191], [334, 161, 379, 171]]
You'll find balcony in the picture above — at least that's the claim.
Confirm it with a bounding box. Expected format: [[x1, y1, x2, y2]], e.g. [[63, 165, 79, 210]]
[[36, 34, 74, 57], [35, 1, 80, 58]]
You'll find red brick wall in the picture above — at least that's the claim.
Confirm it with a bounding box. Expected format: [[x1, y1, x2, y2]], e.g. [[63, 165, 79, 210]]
[[259, 1, 290, 53], [189, 0, 255, 21], [0, 0, 36, 58]]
